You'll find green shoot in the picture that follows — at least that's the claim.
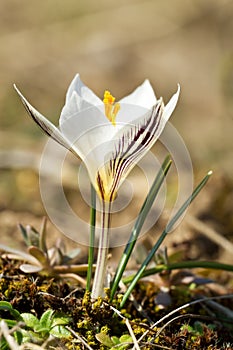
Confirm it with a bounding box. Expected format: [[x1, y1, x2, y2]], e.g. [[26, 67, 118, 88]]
[[120, 171, 213, 308], [110, 155, 172, 300]]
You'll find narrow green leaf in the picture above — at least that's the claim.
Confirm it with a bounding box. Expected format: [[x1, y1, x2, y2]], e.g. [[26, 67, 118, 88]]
[[0, 301, 22, 321], [122, 260, 233, 284], [120, 171, 212, 308], [39, 217, 48, 253], [0, 301, 13, 311], [26, 225, 40, 247], [13, 330, 23, 345], [110, 155, 172, 300], [18, 223, 29, 246]]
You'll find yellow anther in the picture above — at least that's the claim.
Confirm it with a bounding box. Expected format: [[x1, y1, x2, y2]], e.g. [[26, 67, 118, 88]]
[[103, 90, 115, 105], [103, 90, 120, 126]]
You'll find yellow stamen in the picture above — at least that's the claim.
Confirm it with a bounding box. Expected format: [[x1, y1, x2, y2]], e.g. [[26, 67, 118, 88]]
[[103, 90, 120, 126]]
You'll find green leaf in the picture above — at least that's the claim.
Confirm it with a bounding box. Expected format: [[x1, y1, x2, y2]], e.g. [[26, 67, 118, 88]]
[[116, 334, 133, 349], [193, 321, 204, 335], [39, 217, 48, 252], [120, 170, 212, 308], [0, 301, 13, 311], [39, 309, 54, 329], [50, 325, 70, 338], [13, 330, 23, 345], [21, 313, 40, 329], [51, 314, 70, 328], [119, 334, 132, 343], [111, 336, 120, 345], [96, 333, 114, 347], [18, 223, 30, 246], [0, 338, 9, 350], [110, 155, 172, 300], [0, 301, 22, 321], [33, 325, 49, 335]]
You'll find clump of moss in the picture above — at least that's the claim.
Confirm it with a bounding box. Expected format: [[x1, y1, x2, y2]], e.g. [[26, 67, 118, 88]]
[[0, 256, 233, 349]]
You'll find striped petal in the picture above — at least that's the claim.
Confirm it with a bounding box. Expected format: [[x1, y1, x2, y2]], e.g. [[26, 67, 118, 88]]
[[14, 85, 76, 155], [95, 99, 164, 201], [94, 84, 180, 202]]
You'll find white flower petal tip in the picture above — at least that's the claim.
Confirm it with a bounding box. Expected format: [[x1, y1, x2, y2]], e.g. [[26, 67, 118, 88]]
[[119, 79, 156, 108], [163, 83, 181, 122], [14, 84, 73, 154], [65, 74, 102, 107]]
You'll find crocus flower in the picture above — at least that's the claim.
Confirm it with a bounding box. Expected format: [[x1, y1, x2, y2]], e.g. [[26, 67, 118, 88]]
[[14, 75, 180, 299], [14, 74, 180, 203]]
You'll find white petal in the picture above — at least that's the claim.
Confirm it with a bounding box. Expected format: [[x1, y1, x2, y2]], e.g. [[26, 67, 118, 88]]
[[119, 79, 157, 109], [60, 74, 104, 128], [96, 99, 164, 201], [60, 91, 96, 126], [114, 103, 150, 125], [60, 105, 116, 166], [65, 73, 102, 106], [163, 84, 180, 122], [14, 85, 74, 154]]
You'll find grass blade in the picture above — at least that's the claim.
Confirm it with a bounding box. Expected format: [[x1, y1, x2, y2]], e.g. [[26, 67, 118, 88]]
[[122, 260, 233, 284], [120, 171, 212, 308], [110, 155, 172, 300]]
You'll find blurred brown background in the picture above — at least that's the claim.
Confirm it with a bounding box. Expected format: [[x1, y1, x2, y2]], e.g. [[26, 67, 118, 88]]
[[0, 0, 232, 260]]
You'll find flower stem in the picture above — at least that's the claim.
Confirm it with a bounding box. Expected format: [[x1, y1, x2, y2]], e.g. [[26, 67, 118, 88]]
[[86, 184, 96, 291], [91, 200, 111, 299]]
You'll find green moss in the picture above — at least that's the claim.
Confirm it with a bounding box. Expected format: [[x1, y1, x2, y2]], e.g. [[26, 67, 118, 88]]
[[0, 257, 233, 349]]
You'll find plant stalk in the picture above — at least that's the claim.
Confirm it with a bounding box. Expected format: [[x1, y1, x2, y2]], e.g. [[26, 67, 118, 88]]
[[86, 184, 96, 291], [91, 200, 111, 299]]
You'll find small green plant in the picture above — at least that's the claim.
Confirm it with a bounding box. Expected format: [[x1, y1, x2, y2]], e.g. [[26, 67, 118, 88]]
[[0, 218, 88, 285], [96, 332, 133, 349], [0, 301, 23, 348], [0, 301, 70, 347], [20, 309, 70, 343]]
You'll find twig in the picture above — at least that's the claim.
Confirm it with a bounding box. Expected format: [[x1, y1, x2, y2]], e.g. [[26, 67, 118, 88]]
[[125, 318, 140, 350], [186, 215, 233, 254], [136, 294, 233, 345], [0, 320, 19, 350], [66, 326, 94, 350], [57, 273, 86, 287]]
